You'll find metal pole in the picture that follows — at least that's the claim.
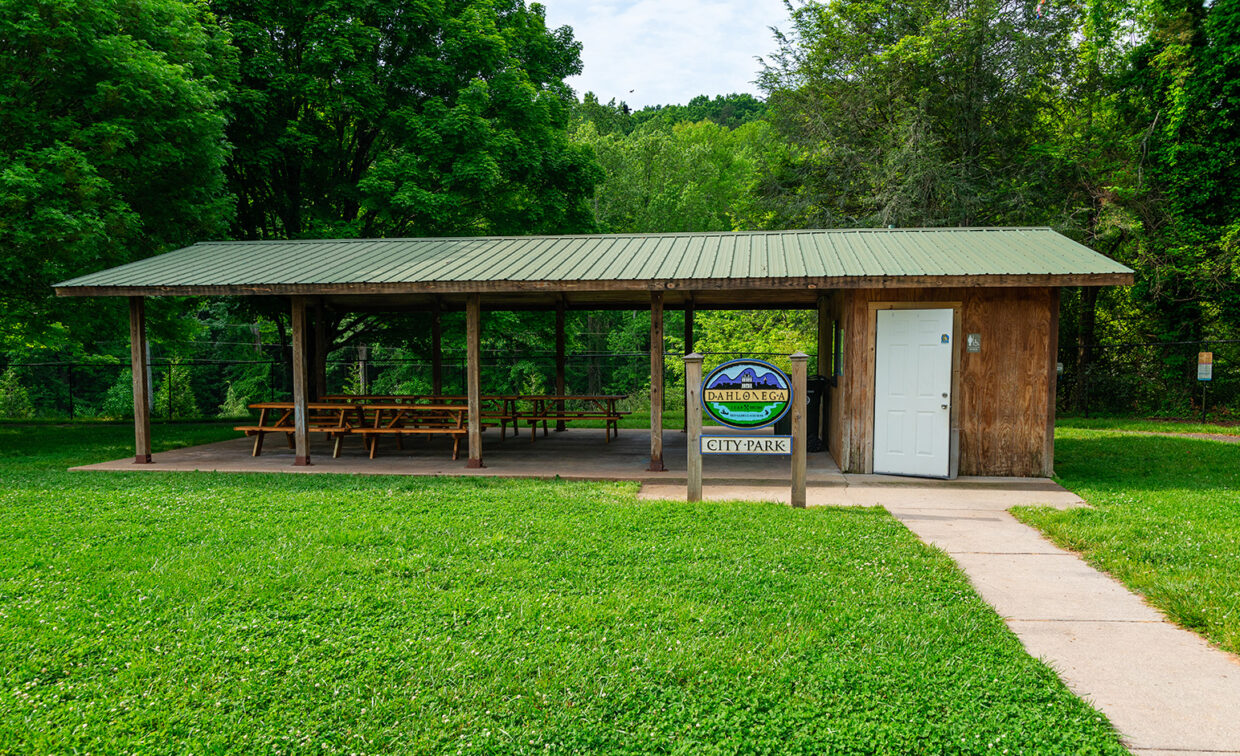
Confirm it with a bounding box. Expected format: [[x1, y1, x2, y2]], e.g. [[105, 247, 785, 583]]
[[684, 353, 703, 502]]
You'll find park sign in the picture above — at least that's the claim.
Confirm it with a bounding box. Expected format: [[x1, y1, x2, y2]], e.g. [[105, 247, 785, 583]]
[[702, 359, 793, 429]]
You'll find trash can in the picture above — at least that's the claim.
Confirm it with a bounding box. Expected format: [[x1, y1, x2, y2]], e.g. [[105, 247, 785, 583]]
[[807, 375, 827, 452], [773, 375, 827, 452]]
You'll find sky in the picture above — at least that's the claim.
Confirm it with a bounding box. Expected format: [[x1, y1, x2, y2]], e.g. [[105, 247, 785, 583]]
[[540, 0, 792, 110]]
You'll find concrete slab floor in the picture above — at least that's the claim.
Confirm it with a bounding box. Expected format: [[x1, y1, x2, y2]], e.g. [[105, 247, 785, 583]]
[[71, 427, 845, 484], [641, 479, 1240, 755]]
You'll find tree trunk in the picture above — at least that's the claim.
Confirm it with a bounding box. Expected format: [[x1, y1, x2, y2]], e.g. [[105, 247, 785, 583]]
[[1072, 286, 1098, 415]]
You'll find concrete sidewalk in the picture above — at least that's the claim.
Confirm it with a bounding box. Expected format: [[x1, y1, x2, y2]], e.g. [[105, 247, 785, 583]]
[[639, 479, 1240, 755]]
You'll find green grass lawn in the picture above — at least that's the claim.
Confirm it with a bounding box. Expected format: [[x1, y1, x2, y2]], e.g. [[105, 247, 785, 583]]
[[1056, 415, 1240, 436], [0, 425, 1126, 753], [1015, 426, 1240, 656]]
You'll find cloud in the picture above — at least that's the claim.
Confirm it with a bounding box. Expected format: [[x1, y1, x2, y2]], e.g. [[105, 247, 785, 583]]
[[540, 0, 790, 108]]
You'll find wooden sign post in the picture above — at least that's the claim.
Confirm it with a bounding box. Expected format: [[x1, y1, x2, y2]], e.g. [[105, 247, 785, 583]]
[[684, 353, 703, 501], [683, 352, 808, 507]]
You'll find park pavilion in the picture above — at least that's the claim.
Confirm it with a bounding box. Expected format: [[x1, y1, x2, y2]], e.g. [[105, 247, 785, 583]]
[[54, 227, 1132, 479]]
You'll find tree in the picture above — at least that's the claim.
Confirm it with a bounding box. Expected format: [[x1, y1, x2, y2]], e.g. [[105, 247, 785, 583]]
[[754, 0, 1077, 229], [1119, 0, 1240, 343], [219, 0, 601, 240], [0, 0, 236, 353], [572, 119, 773, 233]]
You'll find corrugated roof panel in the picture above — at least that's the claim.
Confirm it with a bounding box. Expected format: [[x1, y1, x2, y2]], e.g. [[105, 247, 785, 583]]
[[53, 228, 1134, 291]]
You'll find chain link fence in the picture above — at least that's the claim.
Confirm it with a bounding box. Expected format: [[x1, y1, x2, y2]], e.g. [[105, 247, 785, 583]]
[[1057, 339, 1237, 420], [4, 338, 1234, 421]]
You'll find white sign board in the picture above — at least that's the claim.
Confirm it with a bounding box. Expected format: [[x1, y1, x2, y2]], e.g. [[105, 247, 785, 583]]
[[1199, 352, 1213, 381], [702, 435, 792, 455]]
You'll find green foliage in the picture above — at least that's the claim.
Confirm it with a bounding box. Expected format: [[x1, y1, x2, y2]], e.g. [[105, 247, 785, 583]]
[[216, 383, 250, 418], [0, 0, 236, 347], [754, 0, 1076, 228], [0, 424, 1127, 753], [98, 368, 134, 420], [0, 368, 34, 419], [574, 92, 767, 136], [152, 359, 199, 419], [1016, 426, 1240, 654], [572, 119, 772, 233], [219, 0, 601, 239]]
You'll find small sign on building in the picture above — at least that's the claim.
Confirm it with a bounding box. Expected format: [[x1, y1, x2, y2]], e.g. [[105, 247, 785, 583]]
[[967, 333, 981, 353], [1198, 352, 1213, 381]]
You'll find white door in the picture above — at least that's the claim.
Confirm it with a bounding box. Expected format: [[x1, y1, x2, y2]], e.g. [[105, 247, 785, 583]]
[[873, 308, 953, 478]]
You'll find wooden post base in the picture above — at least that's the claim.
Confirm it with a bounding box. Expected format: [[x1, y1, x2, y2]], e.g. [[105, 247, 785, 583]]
[[647, 455, 665, 472], [134, 454, 152, 464], [294, 455, 312, 466], [466, 458, 485, 469]]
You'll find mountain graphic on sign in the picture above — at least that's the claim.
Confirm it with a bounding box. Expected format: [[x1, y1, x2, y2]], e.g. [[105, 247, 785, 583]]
[[707, 367, 784, 390]]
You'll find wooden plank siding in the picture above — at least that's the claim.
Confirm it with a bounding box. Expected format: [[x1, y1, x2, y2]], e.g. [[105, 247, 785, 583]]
[[831, 287, 1058, 477]]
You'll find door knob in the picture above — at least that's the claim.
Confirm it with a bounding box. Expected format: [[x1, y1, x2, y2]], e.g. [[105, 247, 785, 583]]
[[941, 404, 948, 409]]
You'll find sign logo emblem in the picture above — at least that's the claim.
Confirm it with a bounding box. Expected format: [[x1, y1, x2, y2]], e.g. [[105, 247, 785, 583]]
[[701, 359, 793, 429]]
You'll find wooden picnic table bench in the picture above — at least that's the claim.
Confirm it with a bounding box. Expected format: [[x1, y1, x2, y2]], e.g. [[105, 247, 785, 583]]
[[352, 403, 469, 460], [236, 402, 361, 458], [510, 394, 629, 442], [322, 394, 520, 439]]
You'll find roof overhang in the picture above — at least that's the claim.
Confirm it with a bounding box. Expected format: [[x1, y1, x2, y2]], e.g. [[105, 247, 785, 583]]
[[53, 228, 1135, 309]]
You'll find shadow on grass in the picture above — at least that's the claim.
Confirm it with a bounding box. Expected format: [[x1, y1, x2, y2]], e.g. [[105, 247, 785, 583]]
[[1054, 429, 1240, 492]]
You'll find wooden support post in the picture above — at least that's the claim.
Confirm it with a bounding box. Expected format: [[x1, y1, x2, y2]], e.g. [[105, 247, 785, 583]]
[[816, 295, 829, 447], [290, 296, 311, 466], [313, 299, 328, 400], [648, 291, 665, 471], [129, 297, 152, 463], [684, 353, 703, 501], [466, 293, 484, 468], [555, 297, 567, 432], [683, 297, 694, 433], [1043, 287, 1060, 477], [790, 351, 809, 508], [431, 299, 443, 396]]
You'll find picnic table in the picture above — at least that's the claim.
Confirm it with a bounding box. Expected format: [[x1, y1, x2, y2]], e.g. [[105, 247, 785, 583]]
[[354, 403, 469, 460], [510, 394, 629, 442], [322, 394, 520, 439], [235, 402, 360, 458]]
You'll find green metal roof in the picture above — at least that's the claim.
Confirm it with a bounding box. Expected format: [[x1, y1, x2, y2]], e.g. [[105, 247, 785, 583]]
[[54, 227, 1132, 296]]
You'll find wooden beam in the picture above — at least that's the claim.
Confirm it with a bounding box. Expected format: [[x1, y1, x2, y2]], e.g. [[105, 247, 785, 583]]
[[555, 297, 566, 432], [790, 351, 809, 508], [290, 296, 311, 466], [129, 297, 152, 464], [466, 293, 484, 468], [685, 353, 703, 501], [649, 291, 665, 471], [683, 297, 695, 432], [313, 299, 328, 399], [431, 299, 443, 395], [816, 295, 829, 448], [1043, 287, 1061, 477], [684, 296, 695, 353]]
